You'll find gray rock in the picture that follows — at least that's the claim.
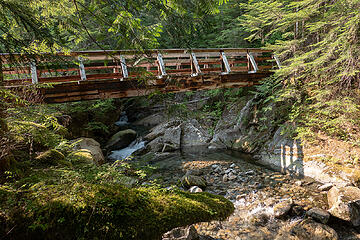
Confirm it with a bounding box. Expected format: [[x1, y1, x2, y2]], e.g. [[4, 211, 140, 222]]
[[71, 137, 105, 165], [162, 225, 199, 240], [181, 119, 211, 148], [222, 174, 228, 182], [306, 208, 330, 224], [230, 163, 236, 168], [106, 129, 137, 151], [273, 199, 293, 218], [319, 183, 333, 191], [189, 186, 203, 193], [145, 120, 182, 141], [181, 175, 207, 189], [225, 169, 233, 174], [228, 172, 237, 181], [276, 219, 338, 240], [327, 186, 360, 226], [186, 169, 203, 176], [134, 113, 166, 127]]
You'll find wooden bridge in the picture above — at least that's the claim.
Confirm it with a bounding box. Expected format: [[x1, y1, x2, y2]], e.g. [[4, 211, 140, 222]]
[[1, 48, 278, 103]]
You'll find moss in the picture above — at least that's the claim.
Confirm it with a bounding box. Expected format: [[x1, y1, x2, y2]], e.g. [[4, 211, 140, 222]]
[[35, 149, 67, 166], [69, 149, 94, 165], [0, 166, 234, 240]]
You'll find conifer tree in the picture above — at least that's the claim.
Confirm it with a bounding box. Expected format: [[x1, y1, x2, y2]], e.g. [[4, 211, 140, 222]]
[[241, 0, 360, 141]]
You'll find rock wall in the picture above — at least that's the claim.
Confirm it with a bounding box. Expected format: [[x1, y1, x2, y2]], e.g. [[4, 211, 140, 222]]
[[209, 97, 360, 187]]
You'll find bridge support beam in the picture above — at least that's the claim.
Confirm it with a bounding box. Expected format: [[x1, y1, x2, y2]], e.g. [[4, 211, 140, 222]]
[[220, 52, 231, 74], [120, 56, 128, 79], [78, 57, 87, 81], [247, 52, 258, 73], [157, 53, 167, 78], [190, 52, 201, 77]]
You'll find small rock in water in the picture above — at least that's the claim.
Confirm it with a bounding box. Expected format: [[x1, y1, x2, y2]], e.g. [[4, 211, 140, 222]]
[[222, 174, 229, 182], [230, 163, 236, 168], [225, 168, 233, 174], [319, 183, 333, 191], [189, 186, 203, 193], [211, 164, 219, 169], [162, 225, 199, 240], [245, 170, 255, 176], [228, 172, 237, 181], [276, 219, 338, 240], [306, 208, 330, 224], [273, 199, 293, 218], [295, 180, 303, 186]]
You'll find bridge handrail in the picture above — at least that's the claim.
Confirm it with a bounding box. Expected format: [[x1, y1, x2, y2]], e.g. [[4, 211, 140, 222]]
[[1, 48, 275, 86]]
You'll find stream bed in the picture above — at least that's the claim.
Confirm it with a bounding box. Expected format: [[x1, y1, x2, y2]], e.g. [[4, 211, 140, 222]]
[[131, 150, 360, 240]]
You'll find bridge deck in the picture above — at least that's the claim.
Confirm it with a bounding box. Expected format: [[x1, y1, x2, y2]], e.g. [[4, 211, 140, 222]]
[[1, 48, 275, 103]]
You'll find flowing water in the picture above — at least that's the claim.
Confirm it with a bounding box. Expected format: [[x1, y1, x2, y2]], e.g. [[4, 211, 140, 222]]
[[131, 150, 360, 240], [109, 139, 146, 160]]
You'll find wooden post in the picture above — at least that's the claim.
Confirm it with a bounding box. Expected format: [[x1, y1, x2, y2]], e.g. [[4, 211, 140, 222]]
[[78, 57, 87, 81], [157, 53, 167, 78], [120, 56, 128, 79], [190, 52, 201, 77], [220, 51, 231, 74], [273, 55, 282, 69], [30, 61, 38, 84], [113, 59, 119, 74], [247, 52, 258, 73], [0, 58, 3, 87]]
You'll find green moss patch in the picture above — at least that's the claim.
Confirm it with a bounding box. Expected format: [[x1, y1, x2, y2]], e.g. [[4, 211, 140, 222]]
[[0, 165, 234, 239]]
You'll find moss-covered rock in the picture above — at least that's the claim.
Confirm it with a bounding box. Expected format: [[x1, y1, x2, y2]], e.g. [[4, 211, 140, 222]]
[[71, 138, 105, 165], [35, 149, 66, 166], [0, 166, 234, 240]]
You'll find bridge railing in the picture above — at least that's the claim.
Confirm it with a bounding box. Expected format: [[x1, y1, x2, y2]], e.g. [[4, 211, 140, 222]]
[[1, 48, 274, 87]]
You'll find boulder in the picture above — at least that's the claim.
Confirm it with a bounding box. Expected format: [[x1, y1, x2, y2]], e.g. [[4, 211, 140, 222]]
[[181, 119, 211, 148], [134, 113, 166, 127], [327, 186, 360, 226], [106, 129, 137, 151], [162, 225, 199, 240], [144, 122, 182, 153], [273, 199, 293, 218], [276, 219, 338, 240], [306, 208, 330, 224], [181, 175, 207, 190], [35, 149, 65, 165], [72, 138, 105, 165], [145, 120, 182, 141]]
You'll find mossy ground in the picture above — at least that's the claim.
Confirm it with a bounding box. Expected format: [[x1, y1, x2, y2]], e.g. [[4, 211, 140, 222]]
[[0, 163, 234, 240]]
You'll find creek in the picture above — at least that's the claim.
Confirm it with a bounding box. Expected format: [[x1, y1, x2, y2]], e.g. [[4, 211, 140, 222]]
[[107, 113, 359, 239]]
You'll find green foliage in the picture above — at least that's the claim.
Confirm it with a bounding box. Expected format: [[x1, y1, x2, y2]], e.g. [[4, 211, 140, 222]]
[[241, 0, 360, 142], [6, 106, 66, 152]]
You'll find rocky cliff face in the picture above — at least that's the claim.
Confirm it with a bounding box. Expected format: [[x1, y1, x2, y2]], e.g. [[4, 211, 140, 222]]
[[208, 97, 360, 187]]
